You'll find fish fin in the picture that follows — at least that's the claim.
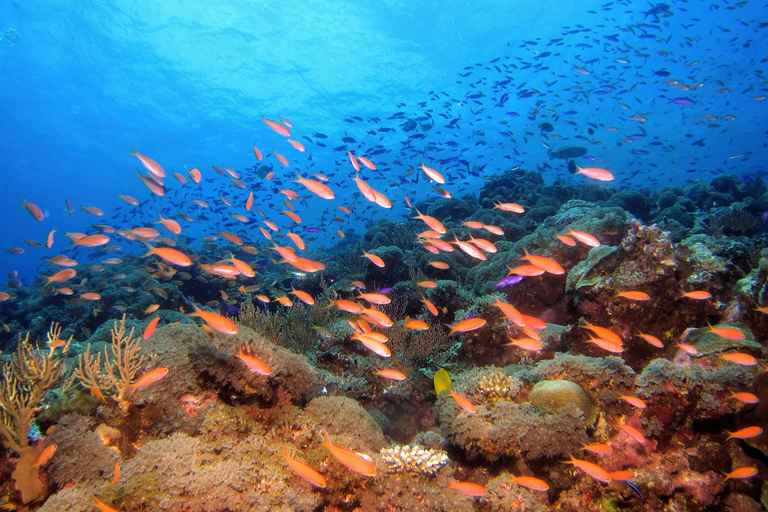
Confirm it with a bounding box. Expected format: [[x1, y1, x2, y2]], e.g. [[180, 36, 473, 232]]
[[318, 425, 331, 448]]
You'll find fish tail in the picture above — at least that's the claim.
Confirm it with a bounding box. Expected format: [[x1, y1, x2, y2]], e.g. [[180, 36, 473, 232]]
[[128, 145, 138, 156], [318, 425, 331, 448], [141, 241, 156, 258]]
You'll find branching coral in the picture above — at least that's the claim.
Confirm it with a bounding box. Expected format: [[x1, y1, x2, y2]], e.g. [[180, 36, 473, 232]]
[[0, 323, 72, 504], [72, 314, 160, 412], [380, 445, 449, 475]]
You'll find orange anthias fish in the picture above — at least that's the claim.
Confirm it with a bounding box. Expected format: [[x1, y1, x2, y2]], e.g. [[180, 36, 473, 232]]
[[294, 173, 335, 199], [93, 496, 121, 512], [186, 303, 238, 334], [142, 242, 192, 267], [726, 426, 762, 440], [362, 251, 385, 268], [283, 449, 326, 488], [375, 368, 406, 381], [510, 475, 549, 491], [707, 323, 745, 340], [142, 316, 160, 339], [563, 455, 612, 483], [449, 390, 476, 414], [420, 163, 445, 184], [724, 467, 758, 480], [520, 248, 564, 275], [235, 351, 271, 376], [413, 209, 446, 234], [318, 426, 377, 476], [447, 318, 486, 335], [262, 116, 291, 137], [616, 291, 651, 301], [574, 165, 614, 181], [129, 148, 166, 177], [682, 290, 712, 300], [447, 480, 486, 497], [129, 367, 169, 389], [22, 199, 45, 221]]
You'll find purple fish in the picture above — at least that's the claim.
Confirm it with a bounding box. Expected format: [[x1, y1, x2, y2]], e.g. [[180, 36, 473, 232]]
[[669, 97, 694, 105], [495, 275, 523, 288], [305, 227, 320, 233], [378, 287, 393, 294]]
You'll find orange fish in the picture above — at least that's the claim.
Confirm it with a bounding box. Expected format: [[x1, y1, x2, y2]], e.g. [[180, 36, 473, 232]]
[[563, 455, 612, 483], [74, 234, 111, 247], [129, 148, 165, 177], [93, 496, 121, 512], [507, 264, 545, 277], [130, 367, 169, 388], [236, 351, 271, 375], [155, 214, 182, 234], [363, 251, 385, 267], [32, 444, 57, 469], [724, 467, 757, 480], [708, 324, 745, 340], [682, 290, 711, 300], [21, 199, 44, 221], [45, 228, 56, 248], [80, 292, 101, 301], [81, 206, 104, 216], [329, 299, 365, 314], [452, 236, 486, 260], [510, 475, 548, 491], [677, 343, 699, 355], [318, 426, 377, 476], [581, 443, 612, 455], [218, 231, 243, 245], [482, 224, 504, 236], [274, 151, 289, 167], [636, 331, 663, 348], [730, 392, 759, 404], [447, 318, 486, 335], [447, 480, 485, 497], [173, 171, 187, 184], [357, 155, 376, 170], [142, 316, 160, 339], [557, 234, 577, 246], [619, 424, 646, 444], [726, 426, 762, 440], [118, 194, 139, 206], [428, 261, 450, 269], [574, 165, 614, 181], [245, 191, 254, 211], [420, 163, 445, 184], [188, 167, 202, 183], [283, 449, 326, 488], [616, 291, 650, 301], [361, 307, 393, 328], [291, 287, 315, 305], [287, 139, 306, 152], [581, 322, 623, 346], [567, 229, 600, 247], [253, 145, 263, 161], [375, 368, 406, 381], [404, 317, 429, 331], [619, 395, 647, 409], [463, 221, 484, 229], [491, 297, 525, 326], [262, 116, 291, 137], [720, 352, 757, 366], [608, 470, 634, 481], [449, 390, 476, 414], [43, 268, 76, 284], [413, 209, 446, 234], [287, 232, 306, 250], [354, 335, 391, 357], [142, 242, 192, 266], [186, 303, 238, 334], [418, 280, 437, 288], [356, 292, 391, 305], [493, 201, 525, 213], [505, 337, 544, 351], [348, 151, 360, 171], [110, 463, 120, 486], [294, 172, 334, 199], [586, 336, 624, 353], [520, 248, 564, 275]]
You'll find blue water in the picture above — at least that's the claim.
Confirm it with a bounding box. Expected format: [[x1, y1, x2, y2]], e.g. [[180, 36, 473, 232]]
[[0, 0, 766, 282]]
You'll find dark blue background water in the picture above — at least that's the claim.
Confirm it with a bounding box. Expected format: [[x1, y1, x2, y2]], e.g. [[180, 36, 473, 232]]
[[1, 0, 766, 282]]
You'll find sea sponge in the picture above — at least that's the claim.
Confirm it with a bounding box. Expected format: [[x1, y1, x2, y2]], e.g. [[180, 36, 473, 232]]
[[380, 444, 449, 475], [476, 369, 520, 405], [46, 413, 118, 487]]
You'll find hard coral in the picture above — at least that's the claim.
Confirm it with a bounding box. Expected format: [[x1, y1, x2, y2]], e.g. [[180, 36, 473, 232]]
[[380, 444, 449, 475]]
